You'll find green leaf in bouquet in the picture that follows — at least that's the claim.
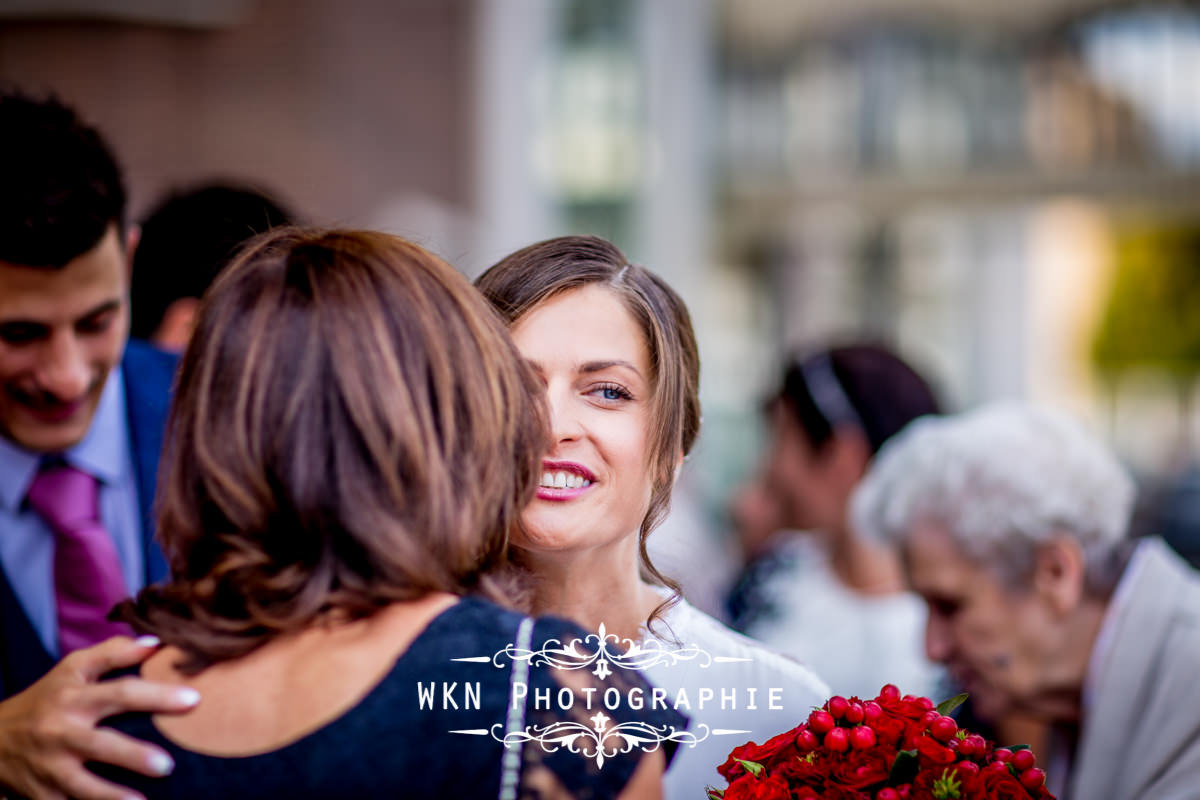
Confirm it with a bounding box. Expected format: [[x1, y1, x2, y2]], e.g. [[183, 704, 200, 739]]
[[889, 749, 919, 785], [735, 758, 765, 778], [1008, 744, 1031, 752], [706, 788, 725, 799], [935, 693, 968, 716]]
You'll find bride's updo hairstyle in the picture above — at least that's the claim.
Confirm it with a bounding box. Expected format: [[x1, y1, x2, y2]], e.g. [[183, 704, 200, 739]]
[[118, 228, 547, 671], [474, 235, 701, 622]]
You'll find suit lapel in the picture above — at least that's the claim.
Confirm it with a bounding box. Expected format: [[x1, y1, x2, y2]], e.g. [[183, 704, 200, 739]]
[[121, 340, 178, 584], [0, 566, 55, 699]]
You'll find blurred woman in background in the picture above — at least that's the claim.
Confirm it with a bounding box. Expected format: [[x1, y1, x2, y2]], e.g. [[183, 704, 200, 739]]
[[729, 345, 944, 700]]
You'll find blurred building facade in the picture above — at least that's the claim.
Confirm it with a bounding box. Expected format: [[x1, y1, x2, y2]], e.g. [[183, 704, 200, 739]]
[[716, 0, 1200, 484]]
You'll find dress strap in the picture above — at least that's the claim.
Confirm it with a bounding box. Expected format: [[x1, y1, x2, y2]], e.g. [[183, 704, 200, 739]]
[[498, 615, 535, 800]]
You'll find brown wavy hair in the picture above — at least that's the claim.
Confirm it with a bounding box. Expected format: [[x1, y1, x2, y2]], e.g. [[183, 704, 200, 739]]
[[117, 228, 548, 671], [474, 235, 701, 628]]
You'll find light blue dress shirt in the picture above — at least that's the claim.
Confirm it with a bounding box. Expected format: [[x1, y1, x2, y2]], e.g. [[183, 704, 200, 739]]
[[0, 367, 144, 657]]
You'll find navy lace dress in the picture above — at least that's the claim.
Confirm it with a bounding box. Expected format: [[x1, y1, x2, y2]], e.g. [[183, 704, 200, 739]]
[[91, 597, 686, 799]]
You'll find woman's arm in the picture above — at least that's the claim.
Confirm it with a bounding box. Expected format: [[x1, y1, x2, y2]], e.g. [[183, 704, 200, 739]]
[[0, 637, 199, 800]]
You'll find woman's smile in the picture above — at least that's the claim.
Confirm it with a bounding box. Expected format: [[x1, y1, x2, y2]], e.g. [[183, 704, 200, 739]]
[[536, 459, 596, 500]]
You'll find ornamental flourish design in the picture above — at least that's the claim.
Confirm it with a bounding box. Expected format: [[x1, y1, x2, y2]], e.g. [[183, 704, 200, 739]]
[[491, 714, 710, 769], [466, 622, 714, 680]]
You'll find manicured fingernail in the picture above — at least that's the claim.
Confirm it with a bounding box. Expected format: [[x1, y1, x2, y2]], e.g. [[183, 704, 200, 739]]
[[135, 635, 161, 648], [148, 751, 174, 776], [175, 688, 201, 706]]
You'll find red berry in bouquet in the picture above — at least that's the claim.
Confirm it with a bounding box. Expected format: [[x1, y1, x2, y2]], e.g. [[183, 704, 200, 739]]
[[959, 733, 987, 759], [929, 715, 958, 742], [1011, 748, 1036, 772], [794, 728, 819, 752], [828, 695, 849, 719], [825, 726, 850, 752], [850, 725, 877, 750], [1021, 767, 1047, 790], [808, 709, 835, 735]]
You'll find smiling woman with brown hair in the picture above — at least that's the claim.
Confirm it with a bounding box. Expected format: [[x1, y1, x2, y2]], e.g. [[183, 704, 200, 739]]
[[85, 228, 676, 799], [475, 235, 829, 800]]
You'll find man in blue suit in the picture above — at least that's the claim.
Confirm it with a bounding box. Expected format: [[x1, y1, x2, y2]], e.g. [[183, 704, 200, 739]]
[[0, 89, 197, 800]]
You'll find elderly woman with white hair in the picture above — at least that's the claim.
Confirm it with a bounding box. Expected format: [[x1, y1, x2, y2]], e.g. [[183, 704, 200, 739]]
[[851, 404, 1200, 800]]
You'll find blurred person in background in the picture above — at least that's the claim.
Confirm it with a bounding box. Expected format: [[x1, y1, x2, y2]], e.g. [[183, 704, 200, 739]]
[[853, 404, 1200, 799], [728, 345, 944, 701], [723, 477, 791, 626], [91, 227, 673, 799], [475, 236, 830, 800], [0, 87, 196, 800], [130, 183, 294, 352]]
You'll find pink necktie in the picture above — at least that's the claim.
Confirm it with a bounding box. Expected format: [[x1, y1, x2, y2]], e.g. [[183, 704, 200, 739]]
[[26, 464, 132, 654]]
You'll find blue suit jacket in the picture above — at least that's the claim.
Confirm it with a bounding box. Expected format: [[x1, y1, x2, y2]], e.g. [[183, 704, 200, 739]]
[[0, 340, 177, 699]]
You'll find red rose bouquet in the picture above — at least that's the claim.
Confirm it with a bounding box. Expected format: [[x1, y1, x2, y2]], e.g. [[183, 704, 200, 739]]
[[710, 685, 1054, 800]]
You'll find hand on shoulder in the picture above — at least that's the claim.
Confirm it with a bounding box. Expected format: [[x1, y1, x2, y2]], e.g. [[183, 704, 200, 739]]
[[0, 636, 199, 800]]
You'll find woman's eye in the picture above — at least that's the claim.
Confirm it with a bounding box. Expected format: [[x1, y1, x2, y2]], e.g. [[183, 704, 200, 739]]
[[590, 383, 632, 402]]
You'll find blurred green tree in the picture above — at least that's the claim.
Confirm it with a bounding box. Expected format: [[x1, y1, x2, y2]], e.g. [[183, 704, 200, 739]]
[[1093, 223, 1200, 438]]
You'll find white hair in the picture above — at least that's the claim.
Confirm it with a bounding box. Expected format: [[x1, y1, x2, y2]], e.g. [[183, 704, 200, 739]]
[[851, 404, 1136, 593]]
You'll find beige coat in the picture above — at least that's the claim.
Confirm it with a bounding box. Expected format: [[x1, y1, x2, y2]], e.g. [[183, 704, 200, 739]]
[[1068, 538, 1200, 800]]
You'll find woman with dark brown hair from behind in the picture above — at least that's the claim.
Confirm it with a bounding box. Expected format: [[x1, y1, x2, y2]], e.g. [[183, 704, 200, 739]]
[[89, 228, 677, 799]]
